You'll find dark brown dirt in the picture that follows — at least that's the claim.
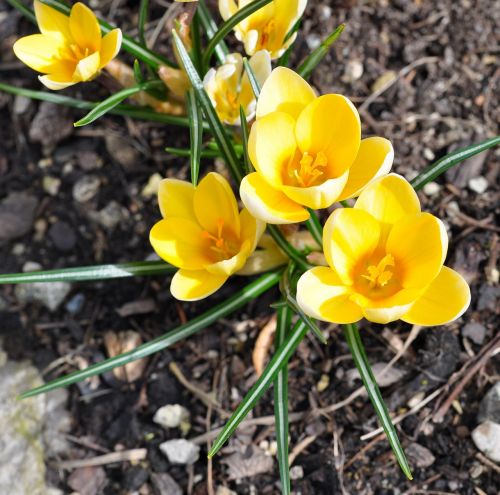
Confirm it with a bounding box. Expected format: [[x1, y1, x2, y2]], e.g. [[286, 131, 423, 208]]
[[0, 0, 499, 494]]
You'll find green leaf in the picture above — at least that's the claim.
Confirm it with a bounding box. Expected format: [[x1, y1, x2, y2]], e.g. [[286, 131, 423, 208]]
[[239, 106, 253, 174], [0, 260, 175, 284], [20, 271, 281, 399], [0, 82, 199, 128], [274, 304, 292, 495], [268, 225, 311, 272], [297, 23, 345, 80], [29, 0, 176, 70], [133, 60, 144, 84], [202, 0, 273, 70], [187, 89, 203, 186], [197, 0, 229, 65], [280, 263, 327, 344], [343, 323, 413, 480], [74, 80, 163, 127], [165, 147, 220, 159], [305, 209, 323, 247], [138, 0, 149, 46], [208, 319, 308, 457], [243, 58, 261, 98], [190, 10, 203, 73], [5, 0, 36, 23], [411, 136, 500, 191], [172, 29, 244, 183]]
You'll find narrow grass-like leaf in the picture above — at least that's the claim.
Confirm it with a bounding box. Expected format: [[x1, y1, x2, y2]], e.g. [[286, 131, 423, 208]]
[[208, 319, 308, 457], [239, 106, 253, 174], [280, 263, 327, 344], [20, 271, 281, 399], [187, 89, 203, 185], [410, 136, 500, 191], [297, 23, 345, 79], [305, 209, 323, 247], [165, 147, 220, 159], [268, 225, 311, 272], [343, 323, 413, 480], [172, 30, 244, 183], [274, 304, 292, 495], [6, 0, 36, 23], [27, 0, 175, 69], [138, 0, 149, 46], [243, 58, 261, 98], [202, 0, 273, 69], [0, 82, 199, 128], [191, 10, 203, 73], [197, 0, 229, 65], [74, 80, 163, 127], [0, 260, 174, 284], [133, 60, 144, 84]]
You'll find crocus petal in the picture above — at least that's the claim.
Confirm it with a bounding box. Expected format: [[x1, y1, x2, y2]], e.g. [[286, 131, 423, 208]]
[[337, 137, 394, 201], [170, 269, 228, 301], [323, 208, 381, 284], [352, 289, 422, 325], [149, 218, 212, 270], [240, 207, 266, 252], [13, 34, 66, 73], [73, 51, 100, 81], [295, 94, 361, 178], [273, 0, 307, 39], [69, 2, 101, 52], [34, 0, 71, 40], [256, 67, 316, 120], [205, 240, 251, 276], [402, 266, 471, 326], [354, 174, 421, 230], [39, 73, 76, 90], [99, 29, 122, 68], [240, 49, 271, 111], [387, 212, 448, 288], [240, 173, 309, 224], [193, 172, 240, 237], [248, 111, 297, 187], [157, 179, 195, 220], [297, 267, 362, 323], [281, 171, 349, 209], [219, 0, 239, 21]]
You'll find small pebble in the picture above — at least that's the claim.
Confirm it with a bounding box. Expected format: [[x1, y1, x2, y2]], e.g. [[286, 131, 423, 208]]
[[468, 176, 488, 194], [478, 382, 500, 424], [159, 439, 200, 465], [141, 173, 163, 199], [462, 322, 486, 345], [343, 60, 363, 83], [406, 442, 435, 468], [65, 293, 85, 315], [471, 420, 500, 462], [153, 404, 190, 430], [42, 176, 61, 196], [423, 182, 441, 196], [289, 465, 304, 480], [49, 221, 76, 251], [72, 175, 100, 203], [423, 148, 435, 161]]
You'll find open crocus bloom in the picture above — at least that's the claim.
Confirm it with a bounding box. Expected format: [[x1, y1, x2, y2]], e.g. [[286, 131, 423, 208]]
[[219, 0, 306, 59], [203, 50, 272, 125], [13, 1, 122, 90], [150, 173, 265, 301], [240, 67, 393, 224], [297, 174, 470, 325]]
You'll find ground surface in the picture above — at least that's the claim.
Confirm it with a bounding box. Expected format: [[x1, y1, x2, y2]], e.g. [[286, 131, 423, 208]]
[[0, 0, 499, 494]]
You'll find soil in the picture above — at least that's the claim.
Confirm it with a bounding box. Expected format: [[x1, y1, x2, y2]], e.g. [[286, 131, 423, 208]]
[[0, 0, 499, 494]]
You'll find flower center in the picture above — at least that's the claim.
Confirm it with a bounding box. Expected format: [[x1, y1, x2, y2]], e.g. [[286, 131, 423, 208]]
[[285, 151, 328, 188], [202, 218, 238, 262], [258, 20, 276, 50], [69, 44, 90, 61], [361, 254, 395, 289]]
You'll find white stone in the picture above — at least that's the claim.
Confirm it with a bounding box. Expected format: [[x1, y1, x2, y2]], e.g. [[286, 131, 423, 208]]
[[343, 60, 364, 83], [472, 421, 500, 462], [153, 404, 190, 429], [423, 182, 441, 196], [16, 281, 71, 312], [159, 439, 200, 465], [42, 176, 61, 196], [468, 176, 488, 194], [72, 175, 101, 203]]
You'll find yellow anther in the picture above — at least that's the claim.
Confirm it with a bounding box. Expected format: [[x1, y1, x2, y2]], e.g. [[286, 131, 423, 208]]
[[291, 151, 328, 187], [362, 254, 395, 288]]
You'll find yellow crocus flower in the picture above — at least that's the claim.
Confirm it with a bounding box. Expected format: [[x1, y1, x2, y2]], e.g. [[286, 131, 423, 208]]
[[149, 173, 265, 301], [239, 67, 393, 224], [219, 0, 306, 59], [13, 1, 122, 90], [296, 174, 471, 325], [203, 50, 271, 125]]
